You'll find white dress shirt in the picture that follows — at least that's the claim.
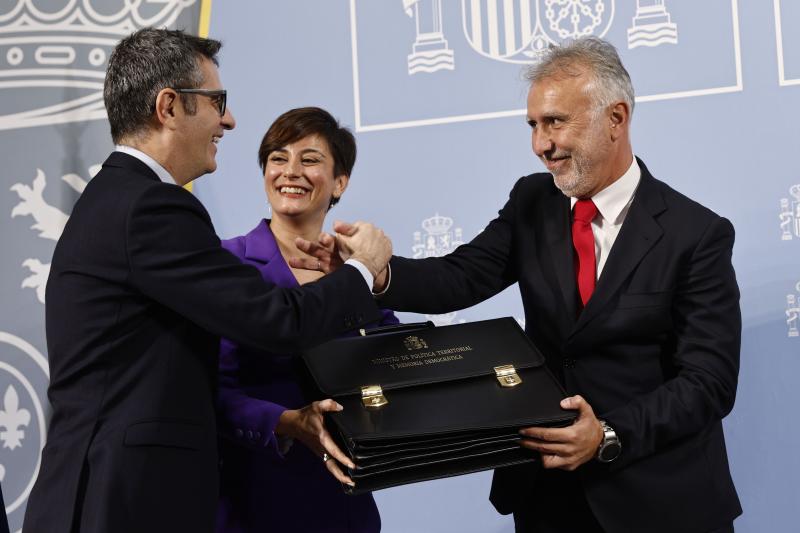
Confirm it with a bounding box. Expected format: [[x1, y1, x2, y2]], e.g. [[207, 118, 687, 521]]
[[116, 144, 177, 185], [570, 157, 641, 278]]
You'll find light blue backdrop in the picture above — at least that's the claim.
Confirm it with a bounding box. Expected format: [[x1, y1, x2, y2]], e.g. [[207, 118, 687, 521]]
[[194, 1, 800, 532]]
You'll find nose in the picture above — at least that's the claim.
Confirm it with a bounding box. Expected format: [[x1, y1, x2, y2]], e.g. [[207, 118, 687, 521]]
[[531, 125, 552, 158], [222, 106, 236, 130], [283, 156, 301, 178]]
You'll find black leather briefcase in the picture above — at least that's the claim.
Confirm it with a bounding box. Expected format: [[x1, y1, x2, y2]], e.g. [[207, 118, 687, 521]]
[[301, 317, 575, 494]]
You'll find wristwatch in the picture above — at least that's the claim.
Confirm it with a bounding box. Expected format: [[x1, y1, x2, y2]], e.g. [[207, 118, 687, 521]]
[[596, 420, 622, 463]]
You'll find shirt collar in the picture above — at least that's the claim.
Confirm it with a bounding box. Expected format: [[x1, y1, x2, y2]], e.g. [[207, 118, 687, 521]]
[[115, 145, 177, 186], [570, 156, 641, 225]]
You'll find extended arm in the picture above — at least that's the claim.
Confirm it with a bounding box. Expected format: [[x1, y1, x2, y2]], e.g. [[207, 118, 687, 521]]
[[126, 186, 384, 353]]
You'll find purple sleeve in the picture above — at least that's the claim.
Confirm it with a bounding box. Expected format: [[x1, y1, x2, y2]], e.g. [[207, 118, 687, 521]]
[[378, 308, 400, 326], [217, 337, 288, 456]]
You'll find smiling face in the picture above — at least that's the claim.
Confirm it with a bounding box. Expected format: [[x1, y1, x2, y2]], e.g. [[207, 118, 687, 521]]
[[526, 70, 617, 199], [264, 134, 349, 225], [173, 56, 235, 182]]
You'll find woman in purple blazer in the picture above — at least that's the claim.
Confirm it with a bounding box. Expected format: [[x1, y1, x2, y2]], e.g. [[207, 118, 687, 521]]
[[216, 107, 397, 533]]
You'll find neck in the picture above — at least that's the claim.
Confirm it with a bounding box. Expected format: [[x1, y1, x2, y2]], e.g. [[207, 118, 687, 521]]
[[269, 213, 326, 259], [121, 133, 192, 186], [586, 145, 634, 198]]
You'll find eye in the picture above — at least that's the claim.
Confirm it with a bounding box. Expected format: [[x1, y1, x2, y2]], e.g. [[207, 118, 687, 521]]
[[302, 157, 321, 165], [269, 154, 287, 163], [527, 119, 537, 129]]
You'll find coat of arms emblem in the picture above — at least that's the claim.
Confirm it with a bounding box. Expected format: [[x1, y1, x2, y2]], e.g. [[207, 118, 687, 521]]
[[404, 336, 428, 350]]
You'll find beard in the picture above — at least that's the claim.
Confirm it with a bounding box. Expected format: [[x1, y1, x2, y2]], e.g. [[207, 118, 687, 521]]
[[549, 122, 608, 198], [552, 153, 593, 198]]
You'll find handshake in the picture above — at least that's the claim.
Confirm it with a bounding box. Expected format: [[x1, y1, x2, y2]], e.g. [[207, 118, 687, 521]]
[[289, 220, 393, 291]]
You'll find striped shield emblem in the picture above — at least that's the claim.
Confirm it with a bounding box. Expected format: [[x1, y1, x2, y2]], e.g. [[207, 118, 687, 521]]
[[461, 0, 614, 63]]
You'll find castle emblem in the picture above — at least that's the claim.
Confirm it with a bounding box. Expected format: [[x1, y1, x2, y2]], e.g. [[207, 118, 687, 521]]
[[0, 0, 197, 130], [779, 184, 800, 241], [788, 281, 800, 338], [404, 335, 428, 350]]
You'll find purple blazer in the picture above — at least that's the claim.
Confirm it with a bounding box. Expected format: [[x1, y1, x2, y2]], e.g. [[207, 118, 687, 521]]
[[216, 220, 397, 533]]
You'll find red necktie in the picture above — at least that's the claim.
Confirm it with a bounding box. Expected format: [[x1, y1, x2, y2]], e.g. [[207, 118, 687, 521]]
[[572, 199, 598, 307]]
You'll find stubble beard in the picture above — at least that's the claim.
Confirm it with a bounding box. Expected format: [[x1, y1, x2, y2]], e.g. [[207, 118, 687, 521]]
[[551, 126, 605, 199]]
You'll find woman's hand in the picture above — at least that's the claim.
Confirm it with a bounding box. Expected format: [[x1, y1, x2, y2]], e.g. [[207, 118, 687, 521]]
[[290, 231, 344, 274], [276, 399, 356, 485]]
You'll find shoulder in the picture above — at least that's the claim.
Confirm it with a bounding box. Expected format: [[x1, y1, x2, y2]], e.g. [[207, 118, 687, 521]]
[[220, 219, 270, 258], [643, 169, 735, 242], [498, 172, 559, 204]]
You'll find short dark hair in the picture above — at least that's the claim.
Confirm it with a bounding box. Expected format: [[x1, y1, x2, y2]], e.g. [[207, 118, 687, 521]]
[[104, 28, 222, 144], [258, 107, 357, 208]]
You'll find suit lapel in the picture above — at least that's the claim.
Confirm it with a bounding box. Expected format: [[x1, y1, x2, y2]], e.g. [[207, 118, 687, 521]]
[[243, 220, 299, 288], [570, 163, 666, 338], [543, 190, 579, 320]]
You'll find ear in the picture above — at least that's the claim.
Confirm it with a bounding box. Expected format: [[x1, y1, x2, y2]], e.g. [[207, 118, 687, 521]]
[[608, 101, 630, 141], [332, 174, 350, 200], [153, 88, 180, 130]]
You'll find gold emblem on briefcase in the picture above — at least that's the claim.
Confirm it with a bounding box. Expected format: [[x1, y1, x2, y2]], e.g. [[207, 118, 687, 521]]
[[403, 335, 428, 350]]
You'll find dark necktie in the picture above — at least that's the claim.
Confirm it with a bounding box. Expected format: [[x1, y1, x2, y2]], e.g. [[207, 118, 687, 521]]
[[572, 199, 598, 307]]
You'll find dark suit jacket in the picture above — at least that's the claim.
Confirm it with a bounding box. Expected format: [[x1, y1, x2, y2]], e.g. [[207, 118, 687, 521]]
[[23, 152, 382, 533], [380, 159, 742, 533]]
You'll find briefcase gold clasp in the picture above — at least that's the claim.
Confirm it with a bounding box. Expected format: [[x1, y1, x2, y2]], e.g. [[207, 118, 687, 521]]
[[361, 385, 388, 408], [494, 365, 522, 388]]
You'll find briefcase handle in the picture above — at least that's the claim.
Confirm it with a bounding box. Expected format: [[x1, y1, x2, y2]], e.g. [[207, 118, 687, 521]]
[[360, 321, 434, 337]]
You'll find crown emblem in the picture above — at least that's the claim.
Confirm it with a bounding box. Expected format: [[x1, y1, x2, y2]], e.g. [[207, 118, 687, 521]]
[[0, 0, 198, 130], [421, 213, 453, 235]]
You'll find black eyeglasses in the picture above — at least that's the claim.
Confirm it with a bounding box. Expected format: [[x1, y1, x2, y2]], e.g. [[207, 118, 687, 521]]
[[174, 88, 227, 117]]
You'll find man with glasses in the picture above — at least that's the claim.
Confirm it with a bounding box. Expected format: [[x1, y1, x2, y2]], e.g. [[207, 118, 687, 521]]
[[23, 28, 392, 533]]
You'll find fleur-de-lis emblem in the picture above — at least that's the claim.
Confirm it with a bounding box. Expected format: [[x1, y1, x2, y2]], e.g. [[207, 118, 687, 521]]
[[0, 385, 31, 450]]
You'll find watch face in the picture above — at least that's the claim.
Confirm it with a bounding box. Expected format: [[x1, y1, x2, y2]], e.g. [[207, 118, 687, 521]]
[[599, 441, 621, 462]]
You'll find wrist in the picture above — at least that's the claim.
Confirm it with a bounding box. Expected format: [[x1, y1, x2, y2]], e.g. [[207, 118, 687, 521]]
[[373, 267, 389, 293], [595, 419, 622, 463], [350, 254, 378, 278], [275, 409, 298, 438]]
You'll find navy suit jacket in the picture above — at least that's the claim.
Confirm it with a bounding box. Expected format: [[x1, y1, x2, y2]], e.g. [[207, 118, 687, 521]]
[[380, 159, 742, 533], [23, 152, 381, 533]]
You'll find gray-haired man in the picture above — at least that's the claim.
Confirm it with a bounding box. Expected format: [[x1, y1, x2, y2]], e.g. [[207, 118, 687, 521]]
[[359, 37, 741, 532]]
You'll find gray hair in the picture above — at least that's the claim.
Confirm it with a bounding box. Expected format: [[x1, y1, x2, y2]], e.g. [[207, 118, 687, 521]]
[[104, 28, 222, 144], [525, 37, 635, 116]]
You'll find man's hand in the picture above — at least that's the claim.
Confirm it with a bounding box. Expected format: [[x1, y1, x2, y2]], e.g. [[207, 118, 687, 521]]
[[332, 220, 392, 278], [276, 399, 356, 486], [290, 221, 392, 279], [518, 395, 604, 471]]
